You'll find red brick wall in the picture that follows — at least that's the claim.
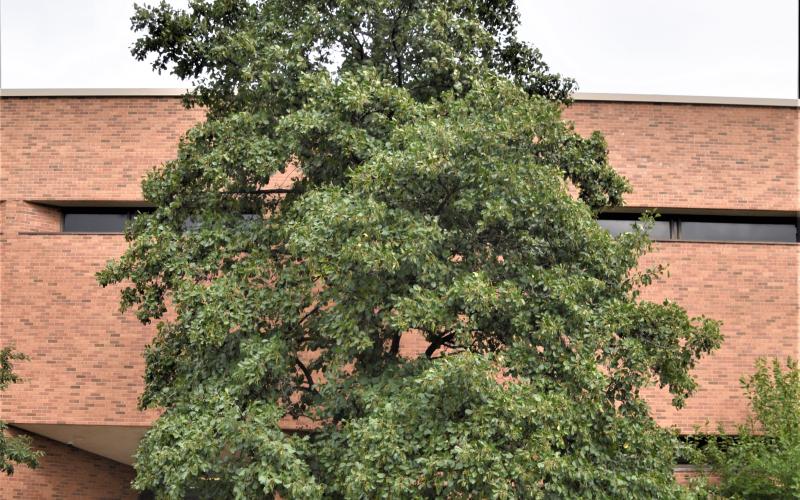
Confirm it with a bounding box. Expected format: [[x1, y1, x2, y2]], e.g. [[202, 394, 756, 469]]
[[0, 95, 797, 494], [1, 97, 202, 427], [564, 102, 799, 212], [564, 101, 799, 430], [0, 97, 205, 201], [0, 232, 159, 425], [4, 202, 61, 233], [0, 428, 136, 500], [640, 241, 798, 433]]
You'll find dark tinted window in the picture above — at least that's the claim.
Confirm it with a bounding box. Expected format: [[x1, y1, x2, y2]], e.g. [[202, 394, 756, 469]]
[[63, 212, 128, 232], [680, 221, 797, 242], [598, 213, 797, 243], [598, 219, 671, 240], [62, 209, 152, 233]]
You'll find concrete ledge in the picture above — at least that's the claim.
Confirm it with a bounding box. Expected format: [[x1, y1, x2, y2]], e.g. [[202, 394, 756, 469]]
[[572, 92, 799, 108], [0, 88, 188, 97], [1, 88, 798, 107]]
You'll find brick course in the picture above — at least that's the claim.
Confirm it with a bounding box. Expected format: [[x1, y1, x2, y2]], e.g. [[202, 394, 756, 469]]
[[563, 102, 799, 212], [0, 97, 204, 201]]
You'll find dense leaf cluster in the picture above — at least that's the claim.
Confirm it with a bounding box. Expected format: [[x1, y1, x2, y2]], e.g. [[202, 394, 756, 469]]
[[1, 347, 42, 475], [102, 0, 722, 497]]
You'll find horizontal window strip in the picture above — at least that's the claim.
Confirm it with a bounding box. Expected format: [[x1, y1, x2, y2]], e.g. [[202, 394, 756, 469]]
[[62, 208, 153, 233], [598, 213, 798, 243]]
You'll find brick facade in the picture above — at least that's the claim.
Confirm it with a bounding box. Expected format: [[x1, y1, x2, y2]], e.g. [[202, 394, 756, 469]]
[[1, 97, 202, 497], [1, 98, 202, 430], [1, 94, 797, 497], [640, 241, 798, 433], [563, 101, 799, 433], [0, 97, 205, 202], [563, 101, 799, 212]]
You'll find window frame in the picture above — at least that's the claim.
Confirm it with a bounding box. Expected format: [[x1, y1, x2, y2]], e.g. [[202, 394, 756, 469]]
[[597, 212, 799, 243], [61, 207, 154, 234]]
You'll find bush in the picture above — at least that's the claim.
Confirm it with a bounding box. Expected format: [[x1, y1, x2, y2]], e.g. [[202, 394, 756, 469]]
[[1, 346, 42, 475], [699, 358, 800, 498]]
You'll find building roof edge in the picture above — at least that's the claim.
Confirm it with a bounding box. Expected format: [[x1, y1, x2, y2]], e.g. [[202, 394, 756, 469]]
[[1, 88, 798, 107], [0, 88, 189, 97], [572, 92, 799, 107]]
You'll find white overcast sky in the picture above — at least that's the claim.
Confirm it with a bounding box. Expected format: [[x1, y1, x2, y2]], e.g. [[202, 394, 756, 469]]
[[1, 0, 797, 98]]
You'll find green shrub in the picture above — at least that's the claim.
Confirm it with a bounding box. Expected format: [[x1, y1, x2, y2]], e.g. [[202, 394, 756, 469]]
[[700, 358, 800, 498], [1, 346, 43, 475]]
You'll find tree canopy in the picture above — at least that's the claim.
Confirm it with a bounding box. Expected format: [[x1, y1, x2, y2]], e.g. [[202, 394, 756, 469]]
[[101, 0, 722, 497]]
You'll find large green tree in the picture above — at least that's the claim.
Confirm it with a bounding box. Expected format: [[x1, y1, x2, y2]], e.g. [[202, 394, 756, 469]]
[[102, 0, 722, 497]]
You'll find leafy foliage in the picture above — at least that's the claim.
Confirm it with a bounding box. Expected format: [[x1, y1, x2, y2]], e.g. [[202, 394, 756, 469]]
[[1, 347, 42, 475], [698, 358, 800, 498], [101, 0, 722, 497]]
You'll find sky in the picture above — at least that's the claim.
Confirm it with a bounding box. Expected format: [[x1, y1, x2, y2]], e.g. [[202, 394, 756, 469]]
[[1, 0, 797, 98]]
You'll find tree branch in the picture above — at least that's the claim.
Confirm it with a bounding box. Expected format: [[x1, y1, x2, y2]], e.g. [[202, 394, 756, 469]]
[[435, 176, 455, 216], [225, 188, 297, 195], [389, 333, 401, 356], [425, 332, 455, 359], [295, 357, 318, 393], [299, 304, 320, 325], [389, 8, 405, 87]]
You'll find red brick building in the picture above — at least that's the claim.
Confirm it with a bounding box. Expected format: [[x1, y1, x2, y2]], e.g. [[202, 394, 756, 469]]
[[1, 89, 797, 497]]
